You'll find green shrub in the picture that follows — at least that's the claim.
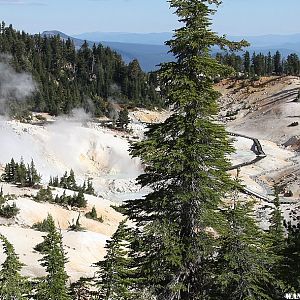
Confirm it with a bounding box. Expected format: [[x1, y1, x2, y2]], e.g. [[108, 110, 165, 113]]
[[0, 202, 19, 218], [34, 186, 54, 203], [55, 190, 87, 208], [32, 215, 54, 232], [68, 214, 85, 232], [85, 206, 103, 223]]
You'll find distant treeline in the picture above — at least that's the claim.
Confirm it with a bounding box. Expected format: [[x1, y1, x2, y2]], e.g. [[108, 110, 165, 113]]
[[1, 158, 95, 196], [49, 170, 95, 195], [216, 50, 300, 78], [0, 21, 162, 117], [35, 187, 87, 208]]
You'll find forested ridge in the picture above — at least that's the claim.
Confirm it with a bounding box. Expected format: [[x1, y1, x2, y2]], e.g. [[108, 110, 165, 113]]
[[217, 50, 300, 78], [0, 22, 162, 116]]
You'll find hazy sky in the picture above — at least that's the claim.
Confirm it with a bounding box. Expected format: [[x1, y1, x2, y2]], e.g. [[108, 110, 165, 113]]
[[0, 0, 299, 36]]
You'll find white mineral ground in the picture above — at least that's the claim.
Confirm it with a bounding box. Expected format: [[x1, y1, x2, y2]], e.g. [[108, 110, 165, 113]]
[[0, 108, 168, 281], [218, 76, 300, 229], [1, 79, 300, 281]]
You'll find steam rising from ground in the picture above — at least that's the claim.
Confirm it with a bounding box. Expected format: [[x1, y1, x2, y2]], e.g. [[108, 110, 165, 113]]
[[0, 58, 141, 197], [0, 113, 141, 193], [0, 55, 36, 113]]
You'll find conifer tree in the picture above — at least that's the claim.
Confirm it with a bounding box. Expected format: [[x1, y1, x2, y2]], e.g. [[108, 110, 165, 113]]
[[33, 214, 56, 232], [267, 189, 288, 297], [282, 221, 300, 292], [49, 176, 59, 187], [269, 189, 285, 255], [60, 172, 68, 189], [0, 234, 29, 299], [216, 178, 284, 300], [26, 159, 41, 187], [286, 53, 300, 76], [85, 178, 95, 195], [117, 107, 130, 130], [0, 202, 20, 218], [121, 0, 247, 298], [244, 51, 251, 75], [67, 169, 77, 191], [74, 190, 87, 208], [35, 186, 54, 203], [70, 277, 96, 300], [1, 163, 11, 182], [10, 158, 17, 183], [266, 51, 273, 75], [96, 220, 135, 300], [0, 187, 4, 204], [85, 206, 103, 222], [274, 50, 283, 75], [1, 158, 16, 183], [16, 158, 27, 186], [36, 215, 71, 300]]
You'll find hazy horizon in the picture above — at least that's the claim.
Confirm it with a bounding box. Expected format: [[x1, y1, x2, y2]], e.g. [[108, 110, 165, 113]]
[[1, 0, 300, 37]]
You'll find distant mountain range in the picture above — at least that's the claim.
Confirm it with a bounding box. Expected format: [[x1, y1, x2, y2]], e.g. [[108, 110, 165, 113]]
[[229, 34, 300, 49], [73, 32, 173, 45], [42, 31, 300, 72], [228, 34, 300, 57]]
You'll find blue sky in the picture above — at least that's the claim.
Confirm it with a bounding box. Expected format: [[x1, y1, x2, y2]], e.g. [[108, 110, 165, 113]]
[[0, 0, 299, 36]]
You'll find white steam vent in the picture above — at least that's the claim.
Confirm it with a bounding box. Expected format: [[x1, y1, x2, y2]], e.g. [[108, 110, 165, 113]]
[[0, 116, 141, 183]]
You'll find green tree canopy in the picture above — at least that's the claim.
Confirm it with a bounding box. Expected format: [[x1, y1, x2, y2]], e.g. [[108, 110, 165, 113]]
[[36, 215, 71, 300], [96, 220, 136, 300], [121, 0, 247, 298], [0, 234, 29, 299]]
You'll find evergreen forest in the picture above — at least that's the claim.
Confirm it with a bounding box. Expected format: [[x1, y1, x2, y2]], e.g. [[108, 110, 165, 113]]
[[216, 50, 300, 78], [0, 22, 162, 117]]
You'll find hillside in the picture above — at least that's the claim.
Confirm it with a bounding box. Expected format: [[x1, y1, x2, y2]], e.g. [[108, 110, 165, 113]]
[[0, 24, 162, 118], [0, 107, 173, 281], [74, 31, 300, 56], [43, 30, 174, 72], [217, 76, 300, 199], [2, 0, 300, 297], [217, 76, 300, 143], [1, 80, 300, 282], [43, 31, 300, 74], [229, 33, 300, 56], [0, 114, 143, 281]]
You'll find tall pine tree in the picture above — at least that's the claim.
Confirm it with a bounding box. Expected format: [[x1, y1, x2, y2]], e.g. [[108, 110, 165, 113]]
[[267, 189, 288, 297], [216, 179, 284, 300], [36, 215, 71, 300], [121, 0, 247, 298], [0, 234, 29, 299], [269, 189, 285, 256], [282, 221, 300, 292], [96, 220, 136, 300]]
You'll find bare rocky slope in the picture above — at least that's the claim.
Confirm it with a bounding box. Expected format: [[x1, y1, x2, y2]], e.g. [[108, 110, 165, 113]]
[[0, 82, 300, 282], [0, 108, 168, 281], [217, 76, 300, 227]]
